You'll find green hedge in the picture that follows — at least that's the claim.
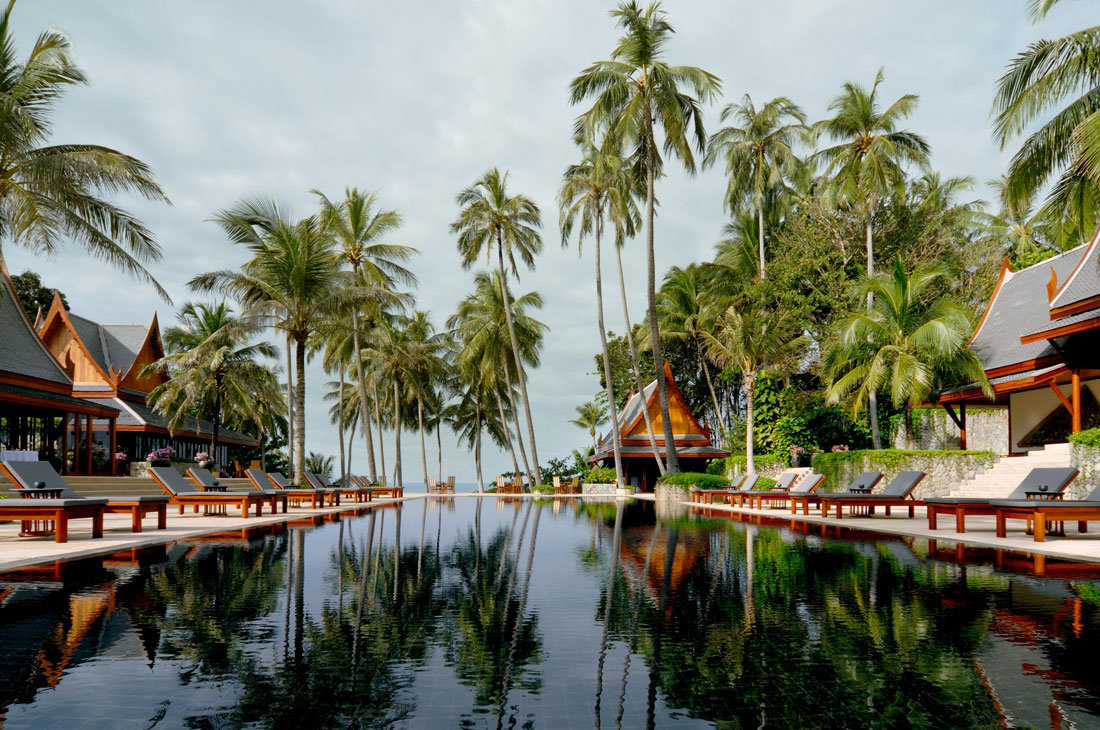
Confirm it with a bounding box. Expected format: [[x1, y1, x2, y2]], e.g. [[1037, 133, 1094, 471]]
[[811, 448, 996, 490], [723, 453, 788, 473], [585, 466, 616, 483], [531, 484, 555, 494], [657, 472, 729, 489], [1070, 428, 1100, 448]]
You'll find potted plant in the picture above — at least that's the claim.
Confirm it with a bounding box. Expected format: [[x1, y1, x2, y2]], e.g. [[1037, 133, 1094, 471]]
[[195, 451, 214, 470], [789, 445, 809, 468], [147, 447, 175, 467], [115, 451, 128, 474]]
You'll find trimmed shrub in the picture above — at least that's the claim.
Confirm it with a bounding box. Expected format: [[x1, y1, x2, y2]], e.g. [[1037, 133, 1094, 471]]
[[531, 484, 555, 494], [756, 477, 776, 490], [725, 453, 787, 473], [705, 458, 726, 475], [585, 466, 617, 483], [812, 448, 996, 491], [1070, 427, 1100, 448], [656, 472, 729, 490]]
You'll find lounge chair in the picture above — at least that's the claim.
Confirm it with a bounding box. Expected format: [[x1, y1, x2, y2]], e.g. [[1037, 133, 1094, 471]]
[[2, 460, 168, 534], [150, 466, 269, 517], [993, 482, 1100, 542], [819, 471, 924, 519], [925, 467, 1079, 533], [731, 473, 794, 507], [691, 475, 750, 504], [302, 471, 369, 503], [254, 470, 335, 507], [350, 474, 403, 499], [195, 467, 293, 512], [745, 473, 826, 510]]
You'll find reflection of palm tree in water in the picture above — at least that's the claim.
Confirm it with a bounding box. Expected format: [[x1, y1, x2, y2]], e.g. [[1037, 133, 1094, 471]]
[[594, 499, 625, 728], [496, 503, 544, 729]]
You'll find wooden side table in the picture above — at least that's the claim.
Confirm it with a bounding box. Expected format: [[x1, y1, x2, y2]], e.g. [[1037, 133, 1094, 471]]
[[200, 483, 229, 516], [11, 485, 64, 536], [1025, 490, 1065, 536]]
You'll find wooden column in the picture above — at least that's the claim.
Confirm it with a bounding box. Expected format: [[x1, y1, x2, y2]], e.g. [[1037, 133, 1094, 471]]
[[1072, 370, 1082, 434], [109, 418, 117, 476], [959, 404, 967, 450], [84, 414, 92, 475], [73, 413, 81, 475]]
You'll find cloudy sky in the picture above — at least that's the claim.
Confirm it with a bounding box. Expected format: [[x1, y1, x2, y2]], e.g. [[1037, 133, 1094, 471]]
[[5, 0, 1092, 484]]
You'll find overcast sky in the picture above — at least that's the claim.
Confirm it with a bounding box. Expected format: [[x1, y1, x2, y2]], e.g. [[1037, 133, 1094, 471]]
[[5, 1, 1092, 484]]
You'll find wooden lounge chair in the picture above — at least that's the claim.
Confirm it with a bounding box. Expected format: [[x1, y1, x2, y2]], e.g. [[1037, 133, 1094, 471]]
[[3, 460, 169, 534], [745, 473, 826, 510], [730, 473, 793, 507], [447, 476, 456, 492], [150, 466, 269, 517], [303, 471, 369, 503], [691, 475, 750, 504], [925, 467, 1079, 533], [350, 474, 403, 499], [0, 496, 105, 543], [993, 483, 1100, 542], [819, 471, 924, 519], [195, 467, 294, 513], [257, 470, 336, 507]]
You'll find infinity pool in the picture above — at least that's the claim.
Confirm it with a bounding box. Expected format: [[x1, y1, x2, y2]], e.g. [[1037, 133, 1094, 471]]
[[1, 497, 1098, 728]]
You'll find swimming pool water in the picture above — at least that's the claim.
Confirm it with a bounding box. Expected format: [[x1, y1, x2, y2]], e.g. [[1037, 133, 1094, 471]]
[[0, 497, 1097, 728]]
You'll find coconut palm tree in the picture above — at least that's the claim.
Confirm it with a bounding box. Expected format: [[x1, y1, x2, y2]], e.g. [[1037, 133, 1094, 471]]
[[815, 68, 930, 448], [405, 310, 448, 490], [570, 0, 721, 473], [194, 198, 341, 482], [0, 0, 170, 298], [451, 168, 544, 484], [825, 258, 992, 427], [560, 146, 642, 486], [703, 290, 805, 474], [145, 301, 281, 467], [570, 400, 608, 451], [364, 316, 417, 489], [975, 176, 1058, 261], [316, 188, 417, 483], [704, 95, 810, 279], [993, 0, 1100, 243], [304, 452, 335, 483]]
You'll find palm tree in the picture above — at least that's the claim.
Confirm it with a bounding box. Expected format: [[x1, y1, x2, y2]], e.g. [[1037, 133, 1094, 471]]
[[993, 0, 1100, 243], [570, 400, 608, 451], [703, 290, 805, 474], [0, 0, 170, 297], [195, 198, 341, 482], [560, 146, 642, 486], [317, 188, 417, 483], [145, 301, 281, 467], [825, 258, 992, 428], [815, 68, 930, 448], [364, 316, 416, 489], [704, 95, 810, 278], [451, 168, 544, 485], [405, 310, 448, 490], [304, 452, 335, 483], [975, 176, 1057, 260], [571, 0, 721, 473]]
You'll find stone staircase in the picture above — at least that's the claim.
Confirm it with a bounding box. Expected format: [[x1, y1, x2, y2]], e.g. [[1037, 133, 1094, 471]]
[[945, 443, 1072, 498]]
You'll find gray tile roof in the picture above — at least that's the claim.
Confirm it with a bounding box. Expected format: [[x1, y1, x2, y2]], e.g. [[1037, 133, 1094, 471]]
[[0, 382, 120, 415], [1022, 308, 1100, 340], [970, 246, 1085, 372], [0, 272, 72, 385], [940, 364, 1063, 397], [66, 314, 147, 378], [1050, 230, 1100, 313], [109, 397, 258, 445]]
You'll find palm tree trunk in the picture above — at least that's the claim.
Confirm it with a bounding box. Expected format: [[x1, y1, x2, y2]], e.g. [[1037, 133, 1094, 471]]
[[373, 382, 386, 483], [758, 204, 766, 280], [503, 366, 532, 482], [866, 213, 881, 450], [338, 367, 346, 487], [496, 239, 541, 485], [644, 111, 679, 473], [497, 391, 521, 476], [211, 381, 222, 470], [294, 336, 307, 484], [436, 422, 442, 484], [350, 301, 378, 481], [474, 393, 484, 493], [418, 396, 428, 490], [595, 216, 624, 488], [346, 416, 356, 478], [699, 341, 724, 441], [392, 378, 402, 488], [614, 243, 665, 475], [285, 332, 295, 479], [745, 370, 756, 474]]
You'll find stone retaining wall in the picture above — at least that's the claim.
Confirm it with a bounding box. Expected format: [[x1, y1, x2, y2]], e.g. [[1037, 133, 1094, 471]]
[[811, 450, 997, 499], [582, 483, 617, 496], [1072, 443, 1100, 498], [891, 408, 1007, 454]]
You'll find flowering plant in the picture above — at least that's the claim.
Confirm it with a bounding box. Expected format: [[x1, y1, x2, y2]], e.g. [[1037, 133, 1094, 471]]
[[788, 445, 806, 458], [115, 451, 127, 461], [195, 452, 211, 462], [146, 447, 175, 461], [831, 444, 849, 453]]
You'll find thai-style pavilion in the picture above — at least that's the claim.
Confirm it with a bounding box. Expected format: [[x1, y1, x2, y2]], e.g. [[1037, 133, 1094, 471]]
[[588, 362, 729, 490], [0, 266, 120, 475], [939, 226, 1100, 453], [36, 293, 257, 470]]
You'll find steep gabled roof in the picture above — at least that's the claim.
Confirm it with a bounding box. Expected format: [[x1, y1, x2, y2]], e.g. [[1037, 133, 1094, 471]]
[[1049, 224, 1100, 318], [0, 267, 73, 386]]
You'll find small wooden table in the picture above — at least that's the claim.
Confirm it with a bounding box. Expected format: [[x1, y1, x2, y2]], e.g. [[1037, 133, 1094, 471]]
[[10, 487, 63, 536], [200, 484, 229, 516], [1025, 491, 1065, 536]]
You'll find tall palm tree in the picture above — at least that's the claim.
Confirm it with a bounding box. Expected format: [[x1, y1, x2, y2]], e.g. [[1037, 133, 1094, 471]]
[[406, 310, 448, 490], [571, 0, 721, 473], [976, 176, 1058, 260], [815, 68, 930, 448], [993, 0, 1100, 243], [569, 400, 608, 451], [703, 290, 805, 474], [704, 95, 810, 278], [825, 259, 992, 427], [316, 188, 417, 483], [145, 301, 281, 467], [195, 198, 341, 482], [364, 316, 416, 489], [0, 0, 170, 297], [451, 169, 544, 485], [560, 146, 641, 486]]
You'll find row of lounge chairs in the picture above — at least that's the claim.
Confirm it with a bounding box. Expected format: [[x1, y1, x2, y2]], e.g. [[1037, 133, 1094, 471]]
[[693, 466, 1098, 543], [0, 460, 406, 543]]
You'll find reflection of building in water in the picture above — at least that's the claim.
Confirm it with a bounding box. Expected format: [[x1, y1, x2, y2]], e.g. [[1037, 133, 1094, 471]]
[[614, 523, 709, 609], [587, 363, 729, 491]]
